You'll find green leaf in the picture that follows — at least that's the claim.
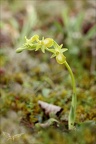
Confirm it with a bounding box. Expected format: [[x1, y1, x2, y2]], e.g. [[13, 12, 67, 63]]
[[75, 12, 84, 31], [85, 25, 96, 40], [62, 8, 69, 28], [54, 21, 63, 32]]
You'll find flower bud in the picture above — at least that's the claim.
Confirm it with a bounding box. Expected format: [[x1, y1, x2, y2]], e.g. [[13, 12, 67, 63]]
[[43, 38, 53, 47], [16, 47, 25, 53], [56, 53, 66, 64]]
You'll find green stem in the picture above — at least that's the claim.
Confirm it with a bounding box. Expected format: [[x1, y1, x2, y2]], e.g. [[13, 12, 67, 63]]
[[64, 61, 76, 130]]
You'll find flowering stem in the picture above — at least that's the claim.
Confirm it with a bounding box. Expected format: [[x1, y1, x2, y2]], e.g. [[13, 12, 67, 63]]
[[16, 35, 77, 130], [64, 61, 76, 130]]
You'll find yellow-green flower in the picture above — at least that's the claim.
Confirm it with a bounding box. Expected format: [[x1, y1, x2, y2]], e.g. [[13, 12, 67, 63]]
[[30, 35, 39, 42], [56, 53, 66, 64], [43, 38, 53, 48]]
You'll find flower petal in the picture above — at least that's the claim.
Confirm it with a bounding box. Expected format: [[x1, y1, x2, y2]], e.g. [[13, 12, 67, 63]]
[[61, 48, 68, 53], [51, 54, 56, 58]]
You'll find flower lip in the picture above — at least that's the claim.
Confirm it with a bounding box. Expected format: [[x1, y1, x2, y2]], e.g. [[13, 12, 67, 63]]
[[56, 53, 66, 64], [43, 38, 53, 47]]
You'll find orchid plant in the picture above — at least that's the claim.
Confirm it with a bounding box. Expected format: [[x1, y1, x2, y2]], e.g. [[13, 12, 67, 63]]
[[16, 35, 77, 130]]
